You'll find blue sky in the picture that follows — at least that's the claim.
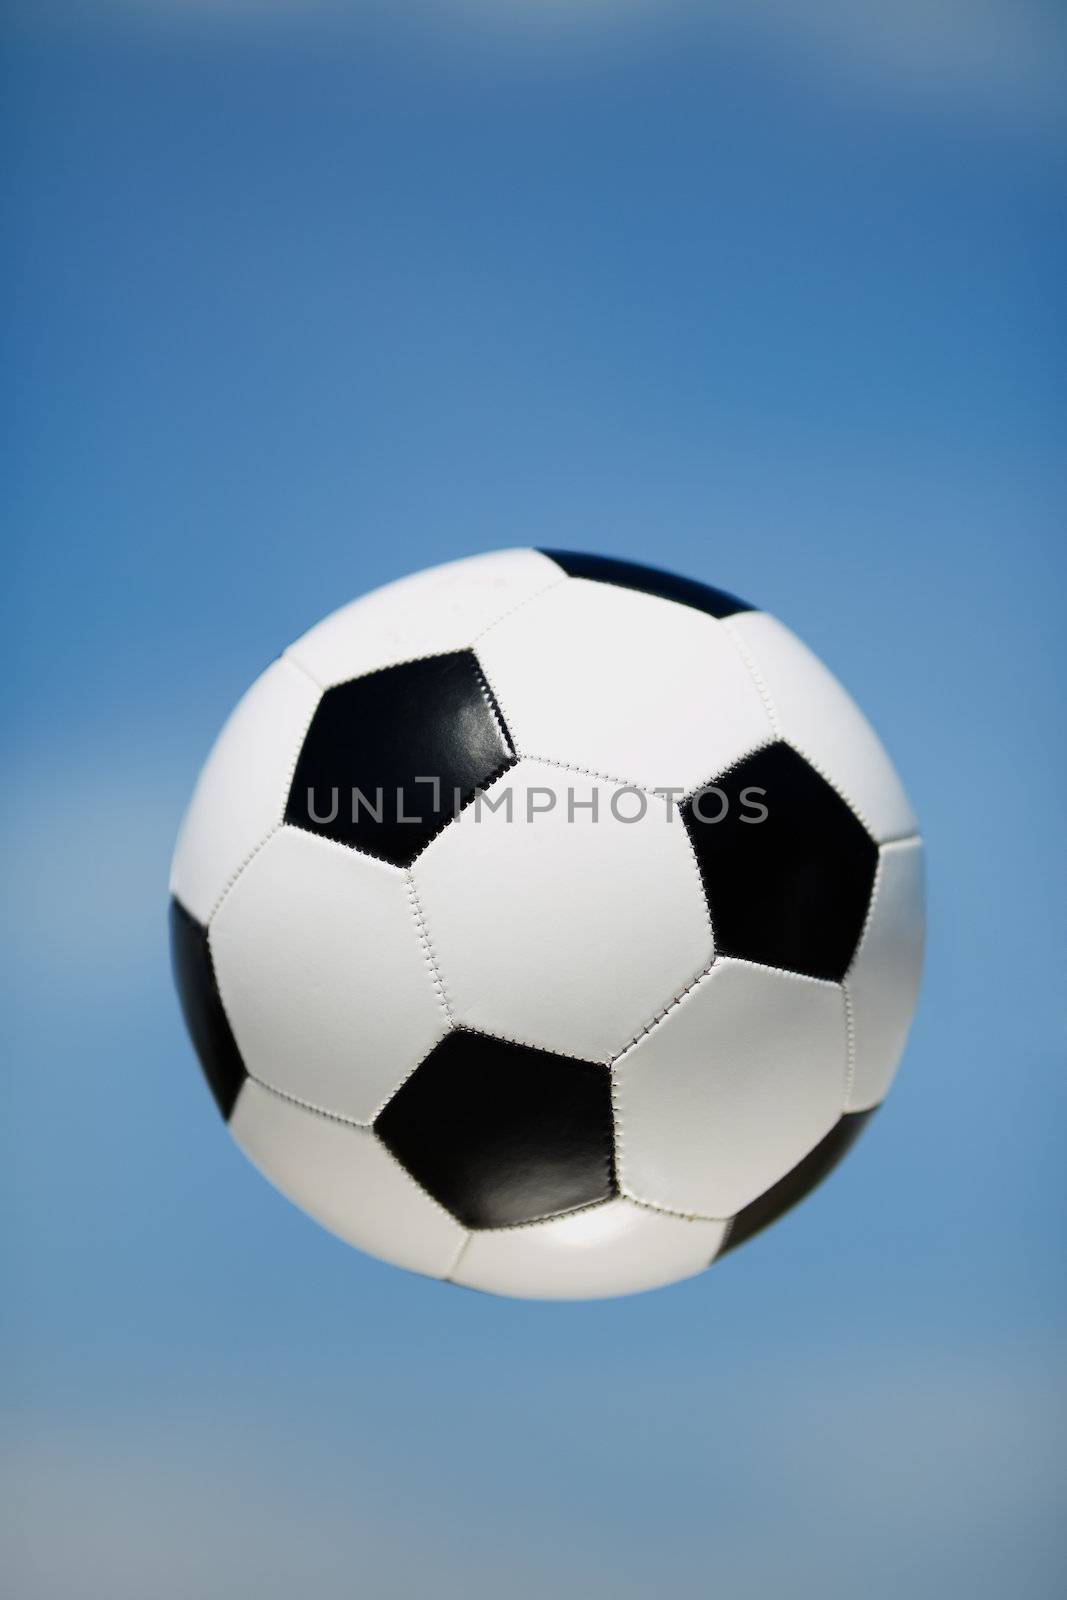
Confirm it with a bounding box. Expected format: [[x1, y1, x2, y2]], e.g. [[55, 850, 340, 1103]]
[[5, 5, 1065, 1596]]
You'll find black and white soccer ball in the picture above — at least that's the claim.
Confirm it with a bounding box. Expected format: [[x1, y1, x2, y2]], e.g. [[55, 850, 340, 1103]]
[[170, 550, 923, 1299]]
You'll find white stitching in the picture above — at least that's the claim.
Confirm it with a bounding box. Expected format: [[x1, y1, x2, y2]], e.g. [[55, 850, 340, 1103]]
[[445, 1021, 612, 1067], [611, 954, 843, 1071], [206, 822, 281, 927], [402, 759, 516, 866], [280, 651, 324, 692], [243, 1075, 466, 1231], [406, 870, 454, 1024], [471, 658, 513, 754], [246, 1070, 375, 1129], [622, 1188, 733, 1226], [204, 665, 324, 927], [610, 957, 718, 1065], [470, 571, 570, 646], [842, 982, 859, 1110], [841, 841, 893, 1107], [712, 619, 914, 841], [679, 736, 777, 802], [876, 829, 923, 849], [721, 614, 780, 737], [520, 753, 669, 797], [444, 1231, 472, 1280], [467, 650, 525, 763], [448, 1196, 616, 1239], [714, 953, 845, 989]]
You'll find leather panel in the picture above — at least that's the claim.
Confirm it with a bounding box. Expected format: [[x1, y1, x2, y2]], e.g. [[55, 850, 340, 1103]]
[[286, 650, 514, 867], [285, 549, 562, 688], [209, 826, 448, 1125], [718, 1109, 874, 1256], [683, 741, 878, 983], [845, 837, 925, 1110], [614, 957, 847, 1218], [169, 657, 321, 925], [476, 578, 770, 794], [169, 897, 247, 1120], [540, 550, 751, 619], [230, 1080, 465, 1278], [726, 610, 916, 844], [411, 760, 713, 1061], [375, 1029, 615, 1230], [452, 1197, 728, 1300]]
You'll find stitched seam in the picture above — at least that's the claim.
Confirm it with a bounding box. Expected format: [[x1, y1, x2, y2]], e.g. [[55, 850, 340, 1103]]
[[611, 957, 719, 1066], [680, 735, 777, 802], [444, 1232, 472, 1280], [454, 1196, 616, 1238], [206, 823, 281, 927], [403, 757, 517, 866], [375, 1125, 474, 1229], [612, 952, 842, 1078], [246, 1070, 375, 1129], [445, 1021, 611, 1068], [783, 738, 875, 834], [681, 802, 716, 954], [367, 1033, 450, 1124], [280, 651, 324, 692], [278, 817, 410, 871], [721, 614, 781, 737], [717, 619, 905, 840], [610, 951, 723, 1210], [284, 759, 518, 870], [619, 1184, 733, 1226], [878, 829, 923, 849], [841, 845, 887, 1105], [609, 1070, 627, 1209], [550, 569, 752, 628], [285, 644, 495, 694], [468, 650, 525, 762], [204, 680, 327, 924], [845, 848, 885, 983], [842, 982, 859, 1109], [520, 754, 672, 798], [246, 1075, 464, 1228], [471, 658, 515, 755], [284, 645, 448, 690], [470, 571, 570, 646], [715, 953, 846, 990], [283, 816, 407, 868], [405, 870, 454, 1025]]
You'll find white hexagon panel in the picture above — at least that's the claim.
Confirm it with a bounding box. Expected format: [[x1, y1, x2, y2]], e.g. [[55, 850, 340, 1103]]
[[411, 759, 713, 1061], [285, 548, 563, 688], [614, 957, 849, 1218], [170, 656, 321, 925], [477, 573, 771, 792], [230, 1081, 465, 1279], [452, 1199, 729, 1301], [209, 825, 448, 1125], [723, 610, 916, 843]]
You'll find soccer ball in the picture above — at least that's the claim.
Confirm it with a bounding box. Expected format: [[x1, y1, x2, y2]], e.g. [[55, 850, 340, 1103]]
[[170, 549, 923, 1299]]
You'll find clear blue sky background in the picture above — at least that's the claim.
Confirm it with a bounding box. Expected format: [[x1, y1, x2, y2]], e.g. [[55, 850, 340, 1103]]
[[5, 5, 1064, 1596]]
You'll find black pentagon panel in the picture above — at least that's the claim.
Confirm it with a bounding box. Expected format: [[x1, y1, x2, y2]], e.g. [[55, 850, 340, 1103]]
[[169, 897, 247, 1121], [717, 1110, 875, 1257], [682, 742, 877, 982], [286, 650, 515, 867], [374, 1030, 615, 1230], [540, 549, 752, 620]]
